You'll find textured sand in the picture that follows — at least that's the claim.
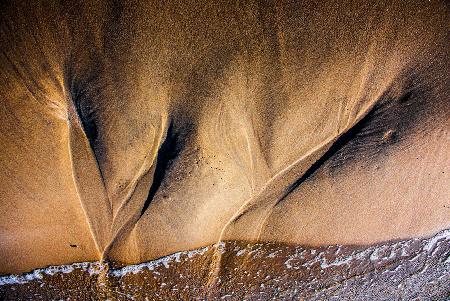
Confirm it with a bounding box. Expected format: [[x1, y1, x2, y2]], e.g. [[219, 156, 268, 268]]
[[0, 0, 449, 279]]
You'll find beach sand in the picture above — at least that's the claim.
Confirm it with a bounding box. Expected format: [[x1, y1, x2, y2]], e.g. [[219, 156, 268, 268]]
[[0, 0, 449, 298]]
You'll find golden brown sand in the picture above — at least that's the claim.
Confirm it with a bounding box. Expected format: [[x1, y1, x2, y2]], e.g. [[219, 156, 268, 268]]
[[0, 0, 449, 279]]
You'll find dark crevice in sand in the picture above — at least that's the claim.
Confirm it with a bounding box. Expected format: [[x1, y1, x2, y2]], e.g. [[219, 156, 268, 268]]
[[140, 121, 181, 217], [328, 70, 441, 171], [283, 102, 379, 198], [64, 55, 105, 150], [285, 81, 425, 199], [64, 57, 107, 188]]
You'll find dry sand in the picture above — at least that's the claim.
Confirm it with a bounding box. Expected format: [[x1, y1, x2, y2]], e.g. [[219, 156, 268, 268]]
[[0, 0, 449, 297]]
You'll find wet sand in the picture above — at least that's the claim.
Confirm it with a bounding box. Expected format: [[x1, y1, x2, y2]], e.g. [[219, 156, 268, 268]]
[[1, 229, 449, 300]]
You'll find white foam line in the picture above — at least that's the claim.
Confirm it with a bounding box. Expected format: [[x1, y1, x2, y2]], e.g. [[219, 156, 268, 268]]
[[423, 229, 450, 252], [0, 247, 210, 286], [109, 246, 209, 277], [0, 262, 105, 286]]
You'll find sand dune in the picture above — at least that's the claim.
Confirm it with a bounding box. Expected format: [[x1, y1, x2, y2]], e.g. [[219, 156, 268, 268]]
[[0, 0, 449, 279]]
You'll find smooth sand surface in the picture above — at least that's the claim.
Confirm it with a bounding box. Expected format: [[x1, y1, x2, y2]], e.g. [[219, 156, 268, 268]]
[[0, 0, 449, 274]]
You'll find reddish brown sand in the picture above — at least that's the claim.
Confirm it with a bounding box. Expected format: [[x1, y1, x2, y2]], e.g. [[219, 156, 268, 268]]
[[0, 0, 449, 298]]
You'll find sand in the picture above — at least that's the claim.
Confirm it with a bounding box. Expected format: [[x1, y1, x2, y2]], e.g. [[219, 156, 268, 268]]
[[0, 0, 449, 285]]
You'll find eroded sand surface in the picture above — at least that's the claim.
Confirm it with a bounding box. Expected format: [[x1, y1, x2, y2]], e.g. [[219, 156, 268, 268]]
[[0, 0, 449, 297]]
